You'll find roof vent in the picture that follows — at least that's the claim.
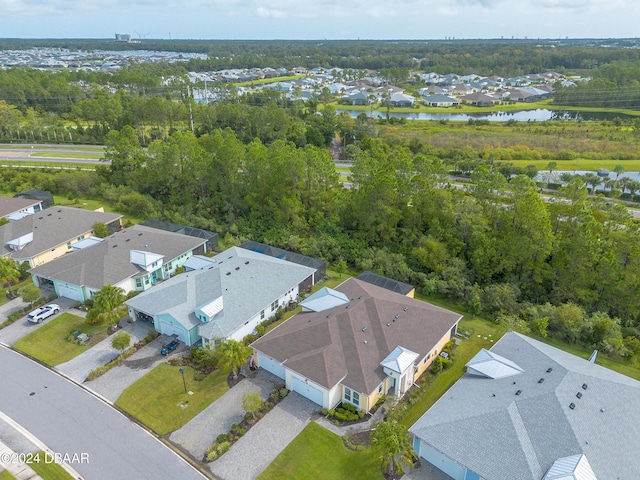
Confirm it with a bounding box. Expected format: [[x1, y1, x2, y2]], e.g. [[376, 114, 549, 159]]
[[235, 266, 240, 270], [569, 403, 575, 410], [228, 256, 232, 259], [112, 244, 118, 248], [492, 394, 496, 397], [126, 239, 130, 242], [226, 272, 231, 276], [513, 381, 516, 385], [363, 340, 368, 344], [57, 209, 62, 212], [38, 216, 43, 219], [138, 233, 143, 236], [47, 213, 52, 216], [576, 392, 582, 399], [386, 322, 391, 326], [600, 408, 605, 413], [546, 367, 553, 373], [361, 327, 367, 332], [395, 314, 400, 319], [538, 378, 545, 383], [515, 390, 522, 395], [582, 383, 588, 390], [403, 307, 408, 312], [245, 261, 249, 265], [326, 314, 331, 318]]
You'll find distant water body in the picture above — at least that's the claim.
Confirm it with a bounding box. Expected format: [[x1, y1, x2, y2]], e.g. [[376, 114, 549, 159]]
[[335, 108, 634, 122]]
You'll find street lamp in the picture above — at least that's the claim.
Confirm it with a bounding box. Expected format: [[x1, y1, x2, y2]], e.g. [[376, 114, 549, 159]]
[[179, 367, 187, 393]]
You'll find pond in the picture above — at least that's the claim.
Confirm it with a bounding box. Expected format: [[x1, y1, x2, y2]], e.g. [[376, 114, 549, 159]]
[[336, 108, 635, 122]]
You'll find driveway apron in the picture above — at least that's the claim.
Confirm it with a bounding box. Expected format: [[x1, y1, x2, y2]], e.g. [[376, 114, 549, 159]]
[[208, 391, 317, 480]]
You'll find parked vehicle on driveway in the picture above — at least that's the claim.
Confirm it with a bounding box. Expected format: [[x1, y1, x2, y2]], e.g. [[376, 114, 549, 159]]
[[27, 304, 60, 324], [161, 339, 179, 355]]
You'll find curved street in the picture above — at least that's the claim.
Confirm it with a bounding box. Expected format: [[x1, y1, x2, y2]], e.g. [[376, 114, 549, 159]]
[[0, 345, 206, 480]]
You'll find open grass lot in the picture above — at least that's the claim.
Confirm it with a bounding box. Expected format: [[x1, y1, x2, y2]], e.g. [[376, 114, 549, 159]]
[[116, 364, 229, 436], [0, 470, 16, 479], [258, 422, 383, 480], [13, 313, 109, 366], [0, 161, 95, 170], [509, 158, 640, 172], [50, 195, 143, 225], [29, 453, 75, 480]]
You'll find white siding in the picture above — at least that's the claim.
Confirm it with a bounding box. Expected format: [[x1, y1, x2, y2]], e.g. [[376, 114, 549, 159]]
[[115, 277, 135, 295]]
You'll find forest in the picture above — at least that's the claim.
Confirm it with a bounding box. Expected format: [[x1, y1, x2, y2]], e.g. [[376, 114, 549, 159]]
[[1, 40, 640, 363]]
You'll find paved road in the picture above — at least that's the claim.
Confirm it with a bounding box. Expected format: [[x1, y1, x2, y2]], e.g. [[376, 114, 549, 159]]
[[0, 144, 107, 164], [0, 346, 206, 480]]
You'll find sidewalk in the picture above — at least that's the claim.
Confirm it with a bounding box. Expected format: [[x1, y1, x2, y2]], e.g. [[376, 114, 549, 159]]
[[0, 439, 43, 480]]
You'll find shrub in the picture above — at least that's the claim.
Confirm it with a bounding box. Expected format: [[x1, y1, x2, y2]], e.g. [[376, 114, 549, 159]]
[[321, 408, 329, 416], [279, 388, 288, 398], [431, 356, 443, 373], [216, 433, 228, 443]]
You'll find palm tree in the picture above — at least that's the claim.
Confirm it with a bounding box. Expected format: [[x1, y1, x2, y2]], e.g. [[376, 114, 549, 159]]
[[86, 284, 126, 325], [0, 258, 20, 297], [371, 420, 416, 477], [614, 164, 625, 183], [582, 173, 602, 195], [217, 339, 251, 379]]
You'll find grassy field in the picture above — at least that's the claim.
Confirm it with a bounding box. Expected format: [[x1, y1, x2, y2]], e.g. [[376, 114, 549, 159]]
[[509, 159, 640, 172], [29, 452, 75, 480], [0, 470, 16, 479], [30, 152, 104, 159], [13, 313, 110, 366], [258, 422, 383, 480], [0, 161, 95, 170], [50, 195, 143, 225], [234, 75, 305, 87], [116, 364, 229, 436]]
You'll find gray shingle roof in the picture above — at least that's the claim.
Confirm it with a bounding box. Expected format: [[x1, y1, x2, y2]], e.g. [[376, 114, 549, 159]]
[[409, 332, 640, 480], [126, 246, 316, 339], [0, 206, 122, 261], [252, 278, 462, 395], [0, 196, 41, 218], [29, 224, 206, 290]]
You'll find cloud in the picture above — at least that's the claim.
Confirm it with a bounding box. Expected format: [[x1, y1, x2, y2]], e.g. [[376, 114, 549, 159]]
[[256, 6, 287, 18]]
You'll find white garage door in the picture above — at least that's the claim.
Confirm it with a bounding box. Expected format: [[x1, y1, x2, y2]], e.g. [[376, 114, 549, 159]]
[[159, 321, 186, 343], [292, 376, 323, 406], [57, 283, 83, 302], [259, 355, 286, 379]]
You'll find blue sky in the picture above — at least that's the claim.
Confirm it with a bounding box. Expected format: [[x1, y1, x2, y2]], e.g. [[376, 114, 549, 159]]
[[0, 0, 637, 40]]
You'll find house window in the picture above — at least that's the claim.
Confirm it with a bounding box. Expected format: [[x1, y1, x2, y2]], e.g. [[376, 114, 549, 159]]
[[343, 387, 360, 407], [144, 277, 149, 285], [67, 242, 72, 249], [260, 310, 265, 320], [135, 278, 142, 288], [271, 300, 278, 312], [378, 383, 384, 395]]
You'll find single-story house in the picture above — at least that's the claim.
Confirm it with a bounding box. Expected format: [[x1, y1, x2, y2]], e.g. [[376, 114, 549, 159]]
[[124, 246, 317, 346], [421, 93, 459, 108], [239, 241, 326, 285], [29, 224, 206, 302], [0, 206, 122, 268], [0, 196, 43, 221], [343, 90, 371, 106], [389, 93, 415, 107], [409, 332, 640, 480], [458, 92, 501, 106], [251, 278, 462, 412], [140, 219, 218, 253]]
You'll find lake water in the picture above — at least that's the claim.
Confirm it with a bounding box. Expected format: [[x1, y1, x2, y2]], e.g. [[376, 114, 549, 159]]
[[336, 108, 633, 122]]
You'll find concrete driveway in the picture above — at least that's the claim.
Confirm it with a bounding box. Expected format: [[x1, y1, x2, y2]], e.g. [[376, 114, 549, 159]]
[[170, 369, 282, 462], [86, 336, 187, 402], [0, 298, 81, 347], [56, 319, 153, 383], [209, 391, 317, 480]]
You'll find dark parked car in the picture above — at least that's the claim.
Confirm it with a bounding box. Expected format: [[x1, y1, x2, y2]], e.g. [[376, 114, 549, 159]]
[[161, 339, 179, 355]]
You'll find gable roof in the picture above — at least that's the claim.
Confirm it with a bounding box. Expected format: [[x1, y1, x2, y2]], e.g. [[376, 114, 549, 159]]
[[252, 278, 462, 395], [409, 332, 640, 480], [466, 348, 526, 379], [543, 454, 597, 480], [126, 246, 316, 339], [300, 287, 349, 312], [0, 206, 122, 261], [29, 224, 205, 290], [381, 346, 419, 374]]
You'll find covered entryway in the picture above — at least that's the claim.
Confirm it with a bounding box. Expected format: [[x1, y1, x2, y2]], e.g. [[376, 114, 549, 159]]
[[56, 283, 83, 302], [158, 320, 186, 343], [291, 376, 323, 406]]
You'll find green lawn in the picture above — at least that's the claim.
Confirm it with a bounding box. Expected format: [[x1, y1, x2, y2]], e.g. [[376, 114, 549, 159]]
[[116, 364, 229, 435], [0, 469, 16, 479], [29, 452, 75, 480], [30, 152, 104, 159], [400, 314, 506, 428], [258, 422, 383, 480], [13, 313, 109, 366], [509, 158, 640, 172]]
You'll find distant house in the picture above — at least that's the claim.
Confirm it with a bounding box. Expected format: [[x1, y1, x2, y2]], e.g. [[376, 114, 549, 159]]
[[389, 93, 415, 107], [343, 90, 371, 106], [421, 93, 459, 108], [252, 278, 461, 411], [29, 224, 206, 302], [0, 196, 43, 221], [0, 206, 122, 268], [125, 246, 317, 346], [458, 92, 501, 106], [409, 332, 640, 480]]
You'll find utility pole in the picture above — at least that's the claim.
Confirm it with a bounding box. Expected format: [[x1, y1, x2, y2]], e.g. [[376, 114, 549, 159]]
[[186, 85, 195, 134]]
